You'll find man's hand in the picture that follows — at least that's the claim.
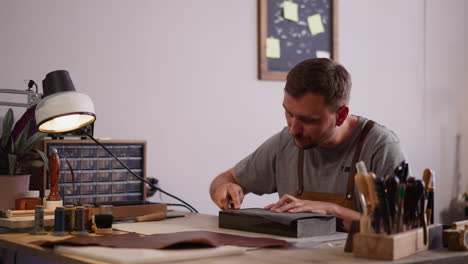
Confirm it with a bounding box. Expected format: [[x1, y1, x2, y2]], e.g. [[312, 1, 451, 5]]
[[210, 168, 245, 210], [264, 194, 336, 215], [212, 183, 244, 210]]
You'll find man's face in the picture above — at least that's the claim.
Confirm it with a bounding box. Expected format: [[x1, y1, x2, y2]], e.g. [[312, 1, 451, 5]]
[[283, 92, 338, 149]]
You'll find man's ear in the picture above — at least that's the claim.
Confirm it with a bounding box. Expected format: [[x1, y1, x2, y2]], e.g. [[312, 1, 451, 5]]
[[336, 105, 349, 126]]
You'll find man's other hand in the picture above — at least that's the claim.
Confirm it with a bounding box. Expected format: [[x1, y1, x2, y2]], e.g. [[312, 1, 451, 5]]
[[213, 183, 244, 210], [264, 194, 336, 215]]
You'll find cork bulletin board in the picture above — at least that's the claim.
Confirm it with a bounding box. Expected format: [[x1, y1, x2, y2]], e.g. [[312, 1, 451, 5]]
[[258, 0, 338, 80]]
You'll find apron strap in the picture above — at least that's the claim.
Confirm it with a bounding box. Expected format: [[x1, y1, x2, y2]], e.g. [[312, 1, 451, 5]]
[[296, 149, 305, 196], [345, 120, 375, 200], [296, 119, 376, 200]]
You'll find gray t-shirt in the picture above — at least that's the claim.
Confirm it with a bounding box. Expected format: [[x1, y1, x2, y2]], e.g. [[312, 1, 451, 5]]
[[234, 116, 406, 200]]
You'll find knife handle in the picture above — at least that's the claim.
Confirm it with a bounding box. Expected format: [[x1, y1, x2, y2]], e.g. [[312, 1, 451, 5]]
[[135, 211, 167, 222]]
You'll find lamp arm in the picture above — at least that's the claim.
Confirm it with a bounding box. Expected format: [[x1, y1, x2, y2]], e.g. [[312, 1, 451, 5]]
[[0, 88, 41, 107], [81, 129, 198, 213]]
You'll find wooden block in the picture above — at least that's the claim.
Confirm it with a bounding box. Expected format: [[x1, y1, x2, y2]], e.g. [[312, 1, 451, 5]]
[[447, 229, 468, 251], [353, 227, 428, 260], [91, 203, 167, 219], [451, 219, 468, 230], [0, 215, 54, 229], [344, 219, 360, 252], [444, 229, 460, 247], [219, 210, 335, 238]]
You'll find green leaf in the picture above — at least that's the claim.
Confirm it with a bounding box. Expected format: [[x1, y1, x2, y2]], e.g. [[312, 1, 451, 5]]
[[18, 160, 44, 168], [22, 132, 46, 153], [1, 109, 14, 148], [8, 154, 17, 175], [35, 149, 49, 173], [13, 122, 30, 154]]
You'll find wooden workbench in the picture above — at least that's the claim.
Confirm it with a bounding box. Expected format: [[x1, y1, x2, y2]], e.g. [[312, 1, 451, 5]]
[[0, 212, 467, 264]]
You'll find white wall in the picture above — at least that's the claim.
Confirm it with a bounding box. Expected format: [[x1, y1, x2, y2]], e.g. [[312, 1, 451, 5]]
[[1, 0, 467, 223]]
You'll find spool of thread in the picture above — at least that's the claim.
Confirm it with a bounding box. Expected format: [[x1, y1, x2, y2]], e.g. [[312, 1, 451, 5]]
[[64, 205, 76, 233], [73, 206, 89, 236], [99, 205, 113, 216], [45, 199, 64, 211], [82, 204, 94, 231], [53, 207, 67, 236], [30, 205, 47, 235]]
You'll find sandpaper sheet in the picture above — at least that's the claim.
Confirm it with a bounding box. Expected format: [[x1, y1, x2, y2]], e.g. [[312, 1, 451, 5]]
[[34, 231, 291, 249]]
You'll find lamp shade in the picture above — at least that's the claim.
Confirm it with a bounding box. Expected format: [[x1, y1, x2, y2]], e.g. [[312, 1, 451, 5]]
[[35, 70, 96, 133]]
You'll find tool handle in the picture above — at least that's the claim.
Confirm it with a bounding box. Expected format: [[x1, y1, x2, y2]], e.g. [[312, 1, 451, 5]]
[[135, 211, 167, 222], [365, 173, 378, 213]]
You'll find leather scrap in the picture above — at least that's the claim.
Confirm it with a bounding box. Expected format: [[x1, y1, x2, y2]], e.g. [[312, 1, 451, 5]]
[[34, 231, 291, 249]]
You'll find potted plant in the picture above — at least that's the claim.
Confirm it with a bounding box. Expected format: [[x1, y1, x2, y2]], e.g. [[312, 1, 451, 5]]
[[0, 107, 48, 209]]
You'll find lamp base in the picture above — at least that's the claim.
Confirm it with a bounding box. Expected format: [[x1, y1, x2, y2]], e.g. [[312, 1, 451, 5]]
[[45, 199, 63, 210]]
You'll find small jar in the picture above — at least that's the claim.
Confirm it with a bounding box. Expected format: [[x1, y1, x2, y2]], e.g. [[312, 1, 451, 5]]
[[15, 190, 41, 210]]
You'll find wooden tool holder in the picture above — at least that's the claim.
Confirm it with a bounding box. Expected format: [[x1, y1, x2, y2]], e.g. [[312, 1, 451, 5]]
[[353, 227, 428, 260]]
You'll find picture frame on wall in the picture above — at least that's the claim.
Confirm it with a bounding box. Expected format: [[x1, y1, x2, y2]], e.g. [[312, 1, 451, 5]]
[[258, 0, 338, 80]]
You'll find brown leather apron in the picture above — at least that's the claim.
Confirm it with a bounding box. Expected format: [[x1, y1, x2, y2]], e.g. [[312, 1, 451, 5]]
[[294, 120, 375, 211]]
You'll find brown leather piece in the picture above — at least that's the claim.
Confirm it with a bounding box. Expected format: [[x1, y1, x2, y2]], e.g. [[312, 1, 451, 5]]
[[34, 231, 291, 249]]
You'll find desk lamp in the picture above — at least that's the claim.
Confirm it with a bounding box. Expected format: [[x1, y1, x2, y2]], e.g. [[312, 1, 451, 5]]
[[35, 70, 197, 213], [35, 70, 95, 133]]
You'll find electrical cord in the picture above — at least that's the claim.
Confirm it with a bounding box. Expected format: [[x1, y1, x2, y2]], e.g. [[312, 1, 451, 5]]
[[165, 203, 196, 212], [82, 129, 198, 213]]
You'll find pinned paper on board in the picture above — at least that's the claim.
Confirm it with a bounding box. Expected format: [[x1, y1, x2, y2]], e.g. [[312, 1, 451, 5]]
[[266, 37, 281, 58], [283, 1, 299, 22], [316, 50, 330, 59], [307, 14, 325, 35]]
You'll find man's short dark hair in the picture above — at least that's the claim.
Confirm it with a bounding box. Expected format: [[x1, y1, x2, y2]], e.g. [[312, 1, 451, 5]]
[[285, 58, 351, 110]]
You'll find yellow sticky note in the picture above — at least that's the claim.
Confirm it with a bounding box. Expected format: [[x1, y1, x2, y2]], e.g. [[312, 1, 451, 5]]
[[266, 37, 280, 58], [307, 14, 325, 35], [283, 1, 299, 22]]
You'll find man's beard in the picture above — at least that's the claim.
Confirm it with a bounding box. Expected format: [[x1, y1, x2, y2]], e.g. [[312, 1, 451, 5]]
[[293, 135, 316, 149], [293, 126, 335, 149]]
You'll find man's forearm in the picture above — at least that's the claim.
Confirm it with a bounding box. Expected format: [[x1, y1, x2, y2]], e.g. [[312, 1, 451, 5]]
[[331, 204, 361, 231]]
